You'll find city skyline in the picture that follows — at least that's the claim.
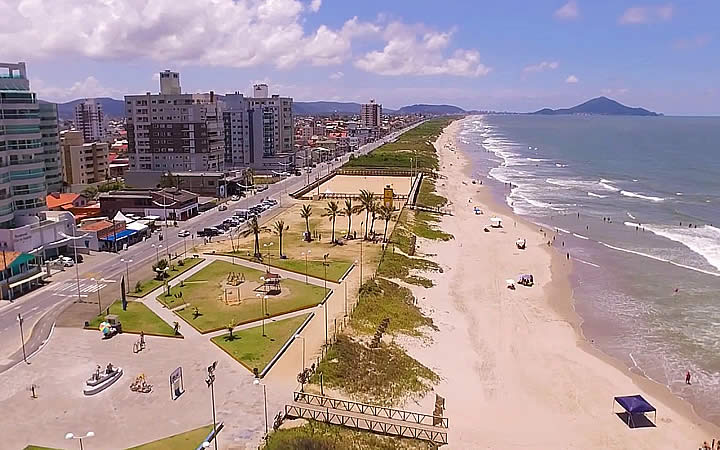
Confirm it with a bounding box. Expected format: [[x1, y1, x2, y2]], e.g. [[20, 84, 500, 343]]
[[2, 0, 718, 115]]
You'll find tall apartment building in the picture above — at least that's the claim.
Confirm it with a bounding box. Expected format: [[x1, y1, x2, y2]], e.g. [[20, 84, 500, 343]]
[[361, 99, 382, 130], [39, 103, 63, 192], [0, 62, 51, 227], [125, 70, 224, 184], [60, 130, 109, 186], [223, 84, 293, 172], [74, 98, 106, 142]]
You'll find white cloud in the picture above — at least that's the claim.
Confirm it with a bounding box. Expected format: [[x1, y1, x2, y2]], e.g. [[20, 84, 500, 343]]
[[523, 61, 559, 73], [329, 71, 344, 80], [33, 76, 125, 102], [355, 23, 491, 77], [673, 34, 712, 50], [309, 0, 321, 12], [565, 75, 579, 83], [0, 0, 370, 69], [554, 1, 579, 20], [619, 4, 674, 24]]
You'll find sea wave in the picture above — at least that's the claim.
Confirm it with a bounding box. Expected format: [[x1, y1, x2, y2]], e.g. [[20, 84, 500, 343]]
[[600, 241, 720, 277], [627, 212, 636, 220], [572, 233, 590, 240], [555, 163, 568, 168], [574, 258, 600, 268], [599, 179, 621, 192], [588, 192, 608, 198], [636, 224, 720, 272], [620, 190, 665, 202]]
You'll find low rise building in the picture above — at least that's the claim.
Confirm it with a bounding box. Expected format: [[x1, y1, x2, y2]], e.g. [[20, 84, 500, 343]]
[[0, 251, 44, 300], [99, 188, 198, 221]]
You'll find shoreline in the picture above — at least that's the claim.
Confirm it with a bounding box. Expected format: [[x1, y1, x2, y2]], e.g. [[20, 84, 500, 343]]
[[403, 117, 719, 448]]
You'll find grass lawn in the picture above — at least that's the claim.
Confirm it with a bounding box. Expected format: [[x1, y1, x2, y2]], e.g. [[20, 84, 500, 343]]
[[228, 253, 353, 282], [212, 314, 309, 374], [127, 424, 214, 450], [88, 300, 178, 337], [129, 257, 205, 298], [344, 118, 454, 171], [160, 260, 328, 333]]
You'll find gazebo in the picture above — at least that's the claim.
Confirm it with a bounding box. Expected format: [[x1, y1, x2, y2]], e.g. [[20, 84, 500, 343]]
[[262, 271, 282, 295], [613, 395, 657, 428]]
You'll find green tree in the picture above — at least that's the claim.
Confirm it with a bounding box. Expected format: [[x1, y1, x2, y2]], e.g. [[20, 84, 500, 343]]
[[82, 185, 99, 199], [378, 204, 396, 243], [322, 201, 340, 242], [300, 204, 313, 241], [358, 190, 375, 240], [273, 220, 289, 257], [341, 198, 362, 238], [369, 201, 379, 237], [249, 217, 267, 259], [152, 259, 168, 280]]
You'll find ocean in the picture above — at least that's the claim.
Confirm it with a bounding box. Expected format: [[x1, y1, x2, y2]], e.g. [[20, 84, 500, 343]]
[[458, 114, 720, 423]]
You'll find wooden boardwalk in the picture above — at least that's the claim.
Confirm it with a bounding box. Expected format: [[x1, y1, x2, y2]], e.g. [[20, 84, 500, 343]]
[[285, 392, 448, 446]]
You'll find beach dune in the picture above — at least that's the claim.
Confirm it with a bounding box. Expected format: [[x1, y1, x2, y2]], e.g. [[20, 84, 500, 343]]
[[404, 119, 719, 449]]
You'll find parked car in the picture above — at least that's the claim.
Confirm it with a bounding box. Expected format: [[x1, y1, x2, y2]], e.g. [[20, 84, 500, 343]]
[[177, 230, 190, 237], [60, 256, 74, 267], [218, 204, 228, 211], [231, 195, 240, 201]]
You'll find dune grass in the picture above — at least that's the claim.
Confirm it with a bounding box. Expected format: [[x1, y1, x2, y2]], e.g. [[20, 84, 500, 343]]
[[127, 425, 214, 450]]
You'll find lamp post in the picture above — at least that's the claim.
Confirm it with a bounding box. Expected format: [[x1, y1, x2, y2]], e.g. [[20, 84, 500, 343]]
[[1, 242, 10, 301], [263, 242, 273, 271], [152, 196, 177, 261], [294, 334, 306, 372], [256, 293, 268, 336], [60, 229, 88, 305], [301, 250, 310, 284], [205, 361, 219, 450], [151, 244, 161, 263], [323, 254, 329, 346], [344, 278, 348, 317], [17, 313, 27, 363], [183, 234, 188, 258], [254, 378, 269, 436], [65, 431, 94, 450], [90, 277, 102, 315], [120, 258, 132, 291]]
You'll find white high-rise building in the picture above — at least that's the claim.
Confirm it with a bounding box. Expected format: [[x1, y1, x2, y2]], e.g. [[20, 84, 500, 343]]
[[124, 71, 225, 180], [74, 98, 106, 142], [223, 85, 293, 171], [361, 99, 382, 130]]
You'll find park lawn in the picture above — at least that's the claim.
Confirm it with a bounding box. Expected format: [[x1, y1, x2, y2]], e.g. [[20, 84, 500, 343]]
[[126, 424, 214, 450], [88, 300, 178, 337], [128, 257, 205, 298], [212, 314, 309, 374], [161, 260, 328, 333], [228, 253, 352, 282]]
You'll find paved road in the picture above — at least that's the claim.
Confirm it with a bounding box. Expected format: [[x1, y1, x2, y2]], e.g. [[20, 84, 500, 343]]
[[0, 121, 422, 373]]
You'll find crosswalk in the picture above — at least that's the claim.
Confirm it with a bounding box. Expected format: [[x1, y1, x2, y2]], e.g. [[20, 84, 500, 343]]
[[49, 278, 116, 298]]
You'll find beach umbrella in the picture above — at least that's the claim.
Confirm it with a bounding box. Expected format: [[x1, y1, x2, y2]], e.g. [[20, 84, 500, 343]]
[[99, 322, 112, 335]]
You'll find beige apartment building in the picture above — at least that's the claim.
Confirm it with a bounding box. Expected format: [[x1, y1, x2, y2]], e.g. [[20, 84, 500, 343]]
[[60, 131, 109, 186]]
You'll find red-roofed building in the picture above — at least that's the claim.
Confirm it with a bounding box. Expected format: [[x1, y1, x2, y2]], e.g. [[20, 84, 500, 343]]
[[47, 193, 89, 211]]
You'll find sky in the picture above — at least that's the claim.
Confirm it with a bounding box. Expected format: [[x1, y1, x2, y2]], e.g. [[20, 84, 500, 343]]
[[1, 0, 718, 115]]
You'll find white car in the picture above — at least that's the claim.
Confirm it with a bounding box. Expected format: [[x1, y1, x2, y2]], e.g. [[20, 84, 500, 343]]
[[177, 230, 190, 237], [231, 195, 240, 201], [60, 256, 74, 267]]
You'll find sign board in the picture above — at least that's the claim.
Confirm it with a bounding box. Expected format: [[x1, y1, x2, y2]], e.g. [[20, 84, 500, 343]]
[[170, 366, 184, 400], [383, 186, 394, 207], [121, 275, 127, 311]]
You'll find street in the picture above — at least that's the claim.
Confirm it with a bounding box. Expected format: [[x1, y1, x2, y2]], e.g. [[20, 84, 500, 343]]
[[0, 122, 421, 373]]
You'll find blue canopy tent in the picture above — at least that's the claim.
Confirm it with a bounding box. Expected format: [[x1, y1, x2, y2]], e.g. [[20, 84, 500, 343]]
[[613, 395, 657, 427]]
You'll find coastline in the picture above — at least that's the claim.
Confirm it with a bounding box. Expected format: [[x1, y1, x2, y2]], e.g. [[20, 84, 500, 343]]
[[403, 117, 720, 448]]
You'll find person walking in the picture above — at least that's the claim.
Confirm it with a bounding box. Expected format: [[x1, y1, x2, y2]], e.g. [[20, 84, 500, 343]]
[[686, 370, 692, 385]]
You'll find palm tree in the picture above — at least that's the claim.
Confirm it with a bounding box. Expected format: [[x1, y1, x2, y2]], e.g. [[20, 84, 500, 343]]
[[358, 190, 375, 240], [300, 204, 313, 241], [249, 217, 267, 259], [369, 201, 379, 237], [322, 201, 340, 243], [378, 204, 396, 243], [341, 199, 362, 238], [273, 220, 289, 257]]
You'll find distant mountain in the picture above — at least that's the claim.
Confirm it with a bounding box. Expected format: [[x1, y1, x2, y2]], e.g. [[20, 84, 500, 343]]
[[44, 97, 126, 120], [394, 104, 465, 115], [293, 101, 367, 115], [532, 96, 660, 116]]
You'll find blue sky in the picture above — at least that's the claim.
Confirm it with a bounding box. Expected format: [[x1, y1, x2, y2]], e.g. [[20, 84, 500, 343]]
[[2, 0, 717, 115]]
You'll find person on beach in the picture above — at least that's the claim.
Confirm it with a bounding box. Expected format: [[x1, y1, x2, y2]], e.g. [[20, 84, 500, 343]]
[[686, 370, 692, 385]]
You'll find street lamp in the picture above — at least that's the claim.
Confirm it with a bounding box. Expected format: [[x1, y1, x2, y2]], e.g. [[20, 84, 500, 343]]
[[17, 313, 27, 363], [301, 250, 311, 284], [323, 253, 329, 346], [294, 334, 306, 373], [151, 244, 162, 263], [254, 378, 269, 436], [90, 278, 102, 315], [60, 230, 89, 306], [65, 431, 94, 450], [205, 361, 219, 450], [120, 258, 132, 291], [256, 293, 269, 336], [153, 196, 177, 260]]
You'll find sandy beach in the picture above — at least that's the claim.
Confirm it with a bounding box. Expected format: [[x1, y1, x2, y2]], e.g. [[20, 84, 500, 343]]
[[403, 119, 720, 449]]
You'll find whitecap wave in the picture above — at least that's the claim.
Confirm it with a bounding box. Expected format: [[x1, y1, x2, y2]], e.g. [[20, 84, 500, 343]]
[[555, 163, 568, 168], [599, 179, 620, 192], [588, 192, 607, 198], [638, 224, 720, 272], [620, 190, 665, 202], [573, 233, 590, 240], [574, 258, 600, 268], [627, 212, 636, 220], [600, 241, 720, 277]]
